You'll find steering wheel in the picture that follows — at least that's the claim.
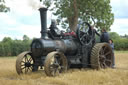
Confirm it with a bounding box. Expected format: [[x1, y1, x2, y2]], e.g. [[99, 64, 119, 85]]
[[76, 22, 93, 45]]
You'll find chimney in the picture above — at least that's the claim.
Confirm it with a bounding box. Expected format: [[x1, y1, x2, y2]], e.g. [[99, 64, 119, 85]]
[[39, 7, 48, 39]]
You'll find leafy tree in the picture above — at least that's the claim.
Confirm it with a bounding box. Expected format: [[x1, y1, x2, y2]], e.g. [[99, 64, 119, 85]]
[[121, 34, 128, 39], [0, 43, 5, 56], [22, 35, 31, 51], [23, 35, 30, 42], [114, 38, 128, 50], [0, 36, 31, 57], [41, 0, 114, 31], [0, 0, 10, 12], [124, 34, 128, 38], [2, 37, 12, 43], [109, 32, 120, 40], [11, 40, 25, 56], [1, 37, 13, 56]]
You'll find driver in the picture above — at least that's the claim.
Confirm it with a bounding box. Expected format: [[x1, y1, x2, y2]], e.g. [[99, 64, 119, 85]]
[[91, 25, 100, 44], [49, 19, 61, 38]]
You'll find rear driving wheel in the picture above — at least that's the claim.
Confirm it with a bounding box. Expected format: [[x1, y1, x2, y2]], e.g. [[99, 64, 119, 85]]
[[44, 51, 67, 76], [91, 43, 113, 69]]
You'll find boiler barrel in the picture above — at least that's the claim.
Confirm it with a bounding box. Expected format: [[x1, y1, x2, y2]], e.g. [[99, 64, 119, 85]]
[[31, 39, 78, 57]]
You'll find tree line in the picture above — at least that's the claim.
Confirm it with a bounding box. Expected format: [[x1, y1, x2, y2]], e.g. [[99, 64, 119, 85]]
[[0, 35, 31, 57]]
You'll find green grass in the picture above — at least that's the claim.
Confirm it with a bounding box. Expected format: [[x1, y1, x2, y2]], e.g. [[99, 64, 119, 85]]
[[115, 50, 128, 53]]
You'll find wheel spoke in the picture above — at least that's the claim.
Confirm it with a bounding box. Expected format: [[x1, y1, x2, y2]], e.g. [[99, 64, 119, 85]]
[[28, 67, 32, 71], [103, 62, 108, 68], [80, 37, 83, 41], [27, 67, 29, 72], [105, 59, 112, 63], [80, 36, 84, 40], [25, 67, 29, 73], [99, 55, 105, 59], [104, 51, 111, 56], [25, 68, 27, 73], [100, 62, 104, 68], [30, 66, 33, 70], [21, 61, 25, 63], [24, 56, 27, 62], [58, 66, 64, 73], [21, 64, 25, 66], [50, 66, 56, 76], [25, 55, 29, 62], [55, 68, 60, 75], [28, 57, 32, 62], [21, 66, 26, 70]]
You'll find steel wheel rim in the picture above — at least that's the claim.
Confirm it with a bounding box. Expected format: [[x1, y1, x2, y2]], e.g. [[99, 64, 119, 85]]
[[20, 53, 33, 74], [49, 54, 64, 76]]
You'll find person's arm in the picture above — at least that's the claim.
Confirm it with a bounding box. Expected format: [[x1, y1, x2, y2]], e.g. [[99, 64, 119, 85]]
[[95, 29, 100, 36]]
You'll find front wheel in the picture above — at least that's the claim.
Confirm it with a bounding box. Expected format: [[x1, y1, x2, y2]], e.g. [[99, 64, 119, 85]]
[[91, 43, 113, 69], [16, 51, 34, 74], [44, 51, 68, 76]]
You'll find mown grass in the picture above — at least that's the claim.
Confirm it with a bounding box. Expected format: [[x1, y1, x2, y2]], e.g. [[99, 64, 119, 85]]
[[115, 50, 128, 53], [0, 52, 128, 85]]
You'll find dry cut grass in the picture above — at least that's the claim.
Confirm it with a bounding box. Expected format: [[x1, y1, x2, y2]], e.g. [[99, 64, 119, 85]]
[[0, 51, 128, 85]]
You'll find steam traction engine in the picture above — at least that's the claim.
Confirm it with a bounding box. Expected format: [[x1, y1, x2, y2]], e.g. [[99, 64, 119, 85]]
[[16, 8, 113, 76]]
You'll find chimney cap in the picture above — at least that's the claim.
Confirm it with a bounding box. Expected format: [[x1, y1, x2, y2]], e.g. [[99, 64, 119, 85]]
[[39, 7, 47, 11]]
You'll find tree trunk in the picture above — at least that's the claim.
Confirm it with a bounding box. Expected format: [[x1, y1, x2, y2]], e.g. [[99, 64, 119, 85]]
[[68, 0, 78, 31]]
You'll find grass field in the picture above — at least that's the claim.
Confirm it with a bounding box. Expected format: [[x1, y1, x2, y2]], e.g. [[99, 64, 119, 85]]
[[0, 51, 128, 85]]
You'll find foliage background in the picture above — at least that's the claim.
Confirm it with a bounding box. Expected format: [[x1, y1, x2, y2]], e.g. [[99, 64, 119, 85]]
[[96, 32, 128, 51], [0, 35, 31, 56]]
